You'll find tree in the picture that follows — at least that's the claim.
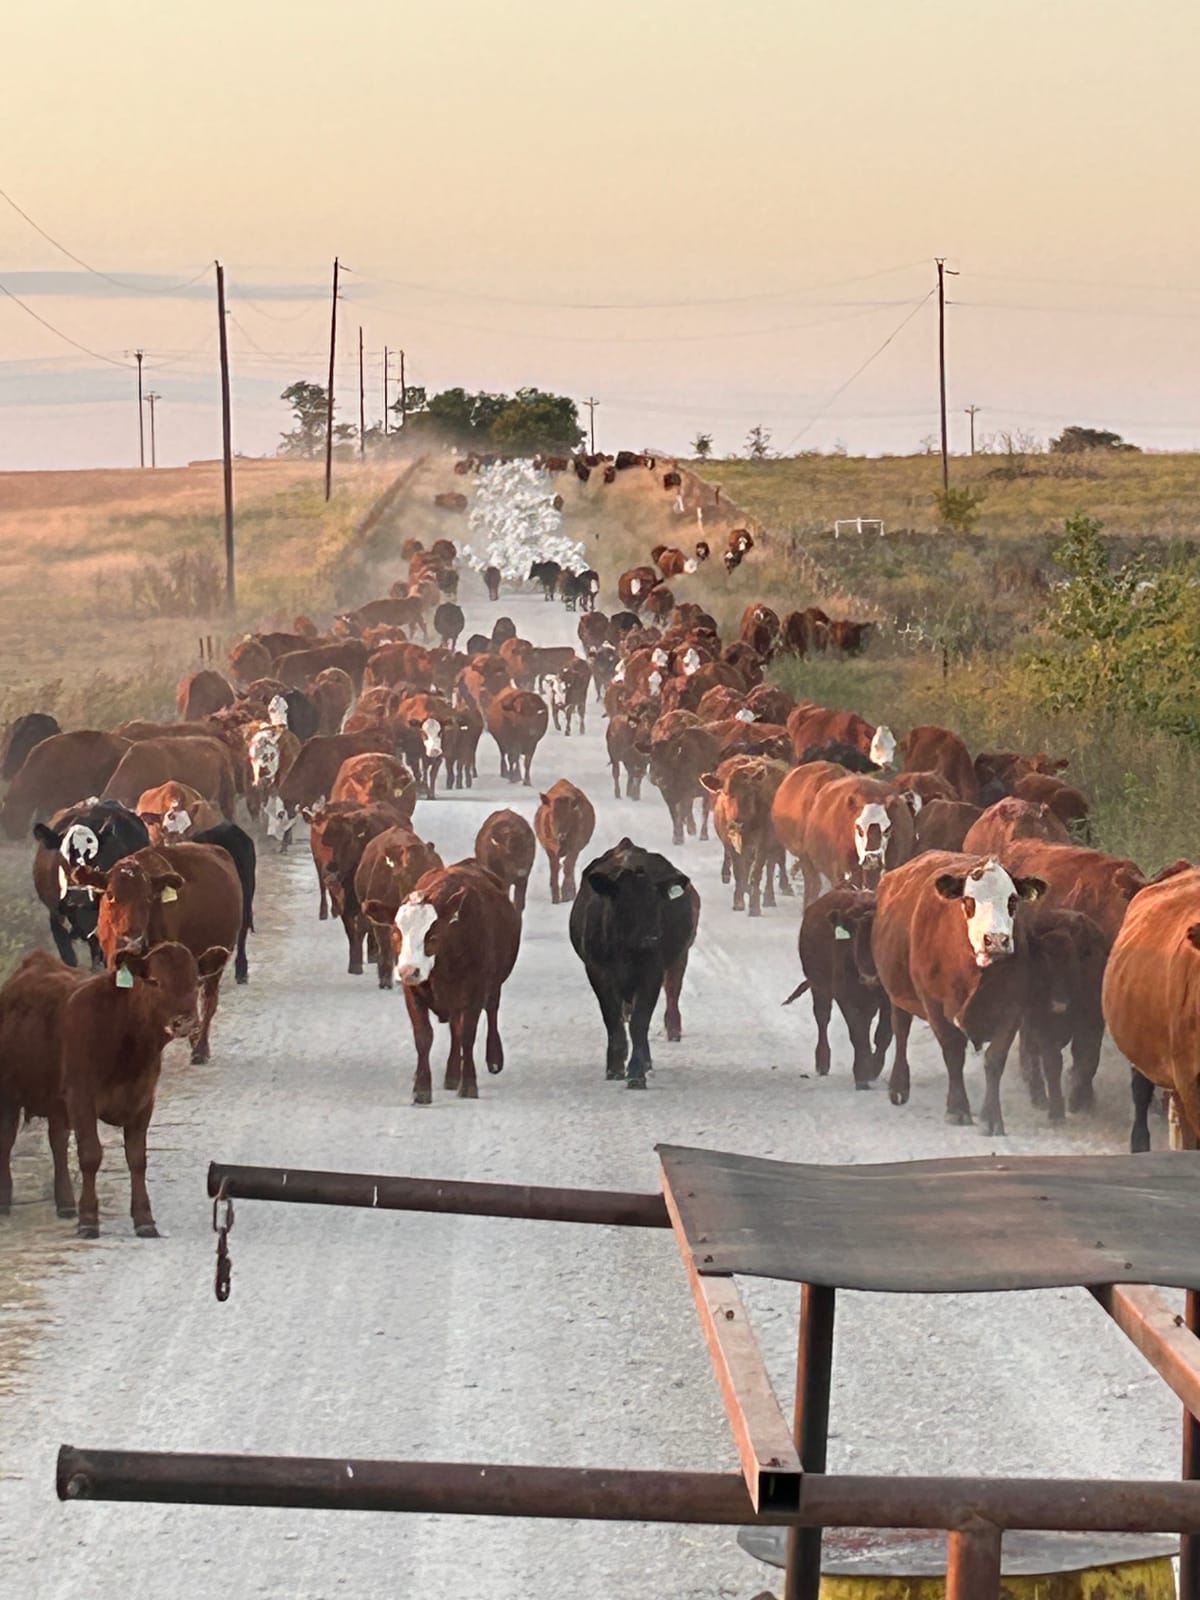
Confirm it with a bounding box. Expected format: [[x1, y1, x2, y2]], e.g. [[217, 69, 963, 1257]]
[[745, 424, 773, 462], [490, 388, 584, 453], [278, 381, 330, 458], [1050, 425, 1138, 454], [933, 485, 986, 533], [690, 431, 713, 460]]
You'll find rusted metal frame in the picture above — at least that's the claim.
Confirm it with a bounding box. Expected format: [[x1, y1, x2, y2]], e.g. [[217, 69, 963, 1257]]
[[1093, 1283, 1200, 1424], [660, 1172, 801, 1512], [784, 1284, 836, 1600], [206, 1162, 669, 1230], [945, 1520, 1003, 1600], [56, 1448, 1200, 1532], [1185, 1289, 1200, 1599]]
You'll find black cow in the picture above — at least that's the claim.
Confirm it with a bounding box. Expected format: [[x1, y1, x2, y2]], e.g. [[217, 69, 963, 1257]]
[[32, 800, 150, 967], [529, 560, 561, 601], [279, 689, 319, 742], [577, 569, 600, 613], [193, 822, 257, 986], [558, 570, 584, 611], [1, 712, 61, 781], [568, 838, 700, 1087]]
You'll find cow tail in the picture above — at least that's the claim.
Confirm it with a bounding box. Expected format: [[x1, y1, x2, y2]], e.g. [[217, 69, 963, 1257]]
[[781, 979, 810, 1006]]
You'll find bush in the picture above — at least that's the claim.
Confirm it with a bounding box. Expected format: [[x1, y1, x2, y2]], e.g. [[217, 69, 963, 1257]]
[[933, 485, 986, 533], [129, 550, 224, 618]]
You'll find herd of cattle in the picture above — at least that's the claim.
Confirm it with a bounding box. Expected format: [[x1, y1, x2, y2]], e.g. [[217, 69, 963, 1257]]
[[0, 522, 1196, 1240]]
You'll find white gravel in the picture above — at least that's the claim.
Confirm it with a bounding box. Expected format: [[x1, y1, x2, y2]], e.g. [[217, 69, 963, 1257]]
[[0, 588, 1180, 1600]]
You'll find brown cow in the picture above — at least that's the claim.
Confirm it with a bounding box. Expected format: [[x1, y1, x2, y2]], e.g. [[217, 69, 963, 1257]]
[[486, 686, 549, 786], [782, 887, 890, 1085], [828, 619, 874, 657], [708, 717, 793, 765], [102, 736, 237, 820], [997, 839, 1144, 942], [458, 652, 512, 714], [0, 943, 226, 1235], [474, 809, 537, 912], [483, 565, 502, 601], [434, 491, 467, 512], [743, 684, 795, 725], [228, 636, 274, 687], [779, 611, 811, 656], [535, 780, 596, 904], [72, 843, 238, 1064], [617, 565, 660, 611], [962, 797, 1070, 856], [890, 771, 957, 807], [787, 704, 895, 767], [275, 640, 370, 692], [548, 657, 591, 736], [739, 603, 780, 649], [177, 668, 236, 722], [914, 798, 983, 854], [656, 547, 697, 580], [606, 708, 652, 801], [898, 725, 978, 803], [136, 782, 222, 844], [1, 712, 60, 782], [354, 825, 443, 989], [331, 752, 417, 818], [1104, 867, 1200, 1149], [0, 731, 130, 838], [646, 712, 720, 846], [778, 770, 917, 906], [1018, 907, 1109, 1124], [306, 801, 407, 970], [272, 730, 393, 843], [696, 685, 747, 722], [701, 755, 790, 916], [310, 667, 355, 736], [975, 750, 1070, 801], [1012, 772, 1091, 838], [434, 601, 465, 650], [363, 861, 522, 1104], [866, 851, 1046, 1132], [366, 594, 428, 636]]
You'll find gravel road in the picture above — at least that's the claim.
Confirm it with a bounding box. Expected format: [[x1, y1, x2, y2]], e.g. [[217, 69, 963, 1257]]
[[0, 587, 1180, 1600]]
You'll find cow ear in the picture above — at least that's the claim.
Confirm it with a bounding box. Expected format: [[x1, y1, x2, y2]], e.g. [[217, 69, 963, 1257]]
[[698, 772, 721, 795], [139, 811, 163, 827], [33, 823, 62, 849], [657, 873, 690, 902], [197, 946, 231, 978], [934, 873, 967, 901], [363, 898, 400, 926], [584, 866, 619, 897], [1014, 876, 1047, 902], [117, 951, 150, 982], [900, 790, 922, 816], [153, 871, 185, 902]]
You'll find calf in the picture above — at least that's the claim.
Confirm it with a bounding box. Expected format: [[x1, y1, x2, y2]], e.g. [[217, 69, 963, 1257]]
[[0, 952, 85, 1217], [783, 888, 889, 1086], [272, 729, 393, 844], [700, 755, 790, 916], [306, 801, 406, 970], [73, 843, 239, 1062], [364, 862, 521, 1104], [395, 692, 455, 798], [867, 852, 1046, 1133], [647, 713, 721, 846], [569, 839, 700, 1085], [588, 642, 618, 703], [474, 808, 537, 913], [1018, 906, 1110, 1124], [0, 731, 130, 838], [606, 708, 652, 800], [191, 821, 257, 986], [549, 658, 591, 736], [32, 800, 150, 968], [486, 686, 549, 786], [534, 780, 596, 904], [355, 826, 443, 989]]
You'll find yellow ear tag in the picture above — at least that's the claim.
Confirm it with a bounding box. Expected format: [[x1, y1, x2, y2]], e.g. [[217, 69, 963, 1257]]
[[161, 885, 179, 903], [115, 965, 134, 989]]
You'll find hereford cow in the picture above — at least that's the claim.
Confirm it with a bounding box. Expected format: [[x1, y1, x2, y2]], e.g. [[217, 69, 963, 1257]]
[[364, 861, 521, 1103], [1019, 906, 1109, 1124], [1, 712, 60, 781], [617, 566, 660, 611], [787, 705, 895, 768], [656, 547, 697, 581], [962, 798, 1070, 856], [996, 839, 1144, 942], [782, 887, 890, 1086], [31, 800, 150, 968], [0, 731, 130, 838], [474, 809, 536, 913], [246, 723, 301, 823], [177, 669, 236, 722], [72, 843, 239, 1062], [1104, 867, 1200, 1150], [0, 942, 226, 1234], [865, 852, 1046, 1131], [549, 658, 591, 736], [899, 725, 979, 803], [354, 826, 443, 989], [534, 779, 596, 905], [307, 801, 407, 972], [700, 755, 791, 915], [486, 686, 549, 786], [331, 752, 417, 818], [773, 765, 916, 906], [102, 736, 237, 820], [394, 692, 454, 799], [569, 840, 700, 1085], [135, 781, 222, 843]]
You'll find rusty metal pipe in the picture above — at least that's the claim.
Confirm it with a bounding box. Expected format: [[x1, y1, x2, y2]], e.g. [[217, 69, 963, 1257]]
[[55, 1449, 1200, 1533], [206, 1163, 669, 1229], [946, 1521, 1003, 1600]]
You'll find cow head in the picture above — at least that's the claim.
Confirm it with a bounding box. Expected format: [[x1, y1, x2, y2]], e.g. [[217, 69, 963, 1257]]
[[647, 669, 663, 698], [681, 647, 701, 676], [935, 858, 1046, 968], [264, 794, 299, 841], [391, 893, 450, 985], [248, 726, 283, 787], [548, 675, 568, 712], [582, 844, 691, 952], [43, 821, 102, 901], [267, 695, 289, 728], [868, 725, 897, 769], [71, 858, 186, 965], [311, 812, 376, 917], [651, 647, 669, 668], [853, 802, 892, 876], [116, 941, 229, 1036]]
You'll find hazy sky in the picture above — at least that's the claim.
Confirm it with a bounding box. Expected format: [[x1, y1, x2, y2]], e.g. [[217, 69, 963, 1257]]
[[3, 0, 1199, 469]]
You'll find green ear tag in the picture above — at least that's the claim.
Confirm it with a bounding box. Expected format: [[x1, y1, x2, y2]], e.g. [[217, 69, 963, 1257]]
[[834, 926, 852, 941], [161, 885, 179, 904], [116, 965, 134, 989]]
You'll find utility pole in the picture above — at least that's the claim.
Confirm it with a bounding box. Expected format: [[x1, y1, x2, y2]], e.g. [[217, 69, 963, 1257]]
[[215, 261, 236, 610], [399, 348, 407, 426], [582, 395, 598, 455], [146, 392, 160, 468], [935, 258, 958, 490], [964, 404, 980, 456], [358, 325, 366, 460], [383, 345, 389, 436], [135, 349, 145, 467], [324, 257, 339, 501]]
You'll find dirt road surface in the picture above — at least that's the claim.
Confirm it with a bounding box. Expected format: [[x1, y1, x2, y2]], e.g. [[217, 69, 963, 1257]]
[[0, 587, 1179, 1599]]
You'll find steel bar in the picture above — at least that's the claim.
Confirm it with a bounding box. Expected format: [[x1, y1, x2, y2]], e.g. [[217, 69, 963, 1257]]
[[784, 1284, 837, 1600], [660, 1174, 801, 1511], [1184, 1289, 1200, 1599], [206, 1163, 668, 1229], [56, 1450, 1200, 1533], [946, 1521, 1003, 1600], [1093, 1284, 1200, 1424]]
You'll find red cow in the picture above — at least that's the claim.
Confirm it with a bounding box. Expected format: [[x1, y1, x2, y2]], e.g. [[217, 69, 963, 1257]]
[[177, 668, 236, 721], [913, 798, 983, 854], [701, 755, 791, 916], [474, 809, 537, 913], [617, 566, 660, 611], [228, 637, 274, 687], [275, 640, 370, 692], [1019, 906, 1110, 1124], [962, 797, 1070, 855], [898, 725, 979, 803], [331, 752, 417, 817], [783, 887, 889, 1085], [486, 686, 549, 786], [354, 826, 443, 989], [0, 731, 130, 838], [646, 712, 721, 846], [998, 839, 1145, 942], [1012, 772, 1091, 837], [310, 667, 356, 736], [102, 736, 238, 819], [605, 707, 652, 801], [306, 801, 407, 969], [534, 779, 596, 904]]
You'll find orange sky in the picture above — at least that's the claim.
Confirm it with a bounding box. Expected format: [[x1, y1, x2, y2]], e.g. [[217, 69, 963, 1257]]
[[3, 0, 1199, 467]]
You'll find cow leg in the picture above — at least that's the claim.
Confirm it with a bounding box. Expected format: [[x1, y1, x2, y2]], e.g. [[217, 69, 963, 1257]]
[[978, 1016, 1020, 1137], [522, 750, 533, 787], [512, 876, 528, 914], [663, 950, 689, 1044], [50, 914, 79, 966], [888, 1007, 914, 1106], [48, 1104, 76, 1217], [190, 972, 221, 1065], [611, 761, 622, 801], [405, 990, 435, 1105], [87, 935, 105, 970], [1040, 1038, 1066, 1124], [870, 1001, 893, 1079], [759, 844, 775, 911], [842, 1001, 878, 1089], [730, 848, 747, 913], [1130, 1070, 1156, 1152], [578, 704, 585, 735], [72, 1094, 104, 1238], [1018, 1027, 1048, 1108], [699, 795, 711, 842], [456, 1008, 481, 1099], [588, 971, 629, 1079], [373, 922, 394, 990], [926, 1009, 972, 1124], [316, 860, 329, 920], [721, 844, 732, 885], [0, 1097, 18, 1214], [627, 978, 658, 1085], [562, 850, 579, 902], [547, 851, 561, 905], [776, 848, 794, 898], [345, 911, 365, 975], [812, 985, 833, 1076], [444, 1015, 463, 1093], [630, 767, 643, 800], [234, 912, 250, 985], [1066, 1024, 1103, 1113], [123, 1106, 158, 1237], [485, 991, 505, 1074]]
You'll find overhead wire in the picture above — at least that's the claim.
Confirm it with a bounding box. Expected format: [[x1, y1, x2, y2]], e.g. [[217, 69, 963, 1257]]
[[0, 277, 134, 368]]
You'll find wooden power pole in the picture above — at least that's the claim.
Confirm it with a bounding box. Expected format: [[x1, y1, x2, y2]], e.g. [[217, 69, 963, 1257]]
[[358, 325, 366, 460], [935, 258, 959, 490], [324, 257, 339, 501], [582, 395, 599, 455], [399, 349, 407, 426], [146, 392, 160, 468], [215, 261, 236, 611], [964, 404, 980, 455], [135, 349, 145, 467], [383, 345, 389, 437]]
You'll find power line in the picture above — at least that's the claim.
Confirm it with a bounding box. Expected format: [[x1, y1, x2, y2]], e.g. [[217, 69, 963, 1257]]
[[0, 276, 133, 367]]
